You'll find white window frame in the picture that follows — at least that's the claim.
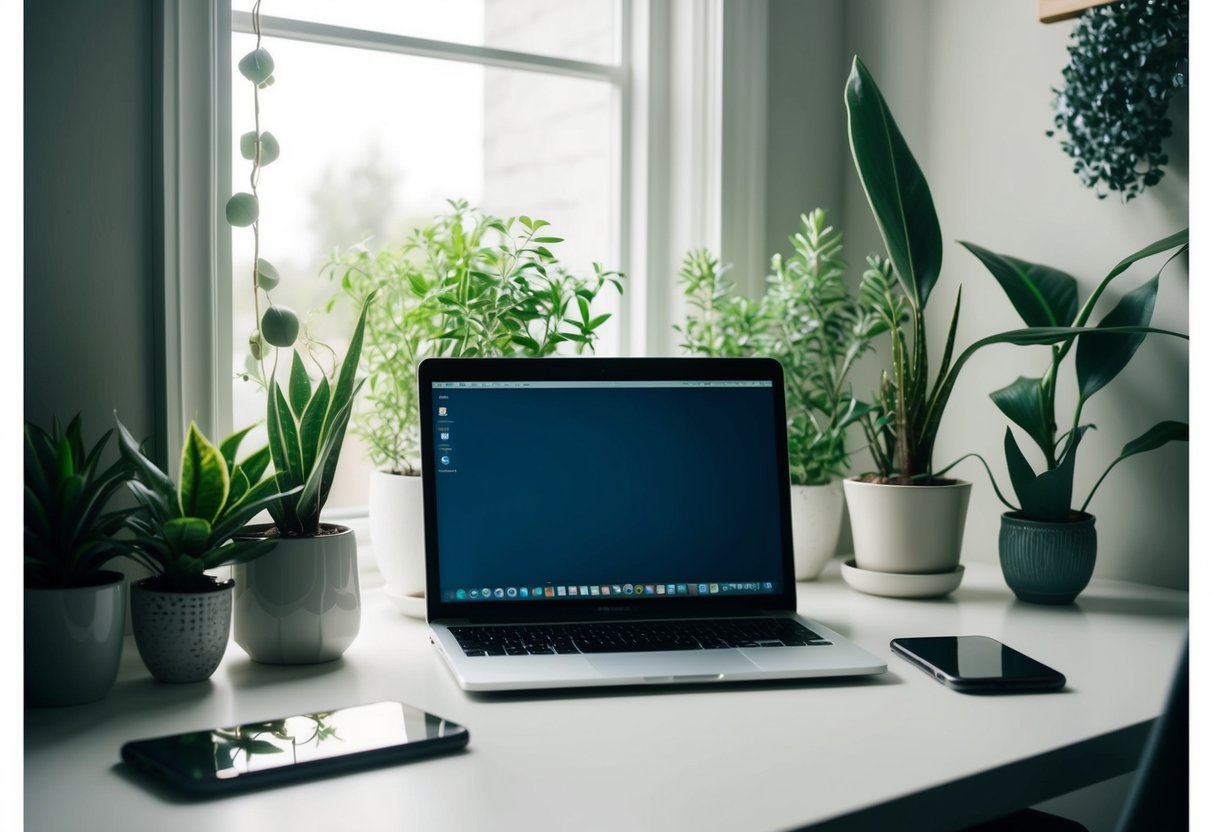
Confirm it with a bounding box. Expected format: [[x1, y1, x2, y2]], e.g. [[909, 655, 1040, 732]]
[[156, 0, 759, 492]]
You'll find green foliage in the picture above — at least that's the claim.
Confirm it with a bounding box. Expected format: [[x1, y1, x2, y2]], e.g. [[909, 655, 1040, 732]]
[[24, 416, 134, 588], [265, 294, 372, 535], [961, 231, 1189, 521], [1049, 0, 1188, 201], [326, 199, 624, 474], [675, 210, 883, 485], [115, 418, 298, 592]]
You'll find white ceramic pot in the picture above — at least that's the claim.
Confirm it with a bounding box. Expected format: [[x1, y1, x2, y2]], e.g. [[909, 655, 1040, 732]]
[[233, 524, 361, 664], [131, 577, 233, 683], [369, 470, 426, 598], [24, 571, 127, 705], [789, 481, 845, 581], [843, 478, 972, 574]]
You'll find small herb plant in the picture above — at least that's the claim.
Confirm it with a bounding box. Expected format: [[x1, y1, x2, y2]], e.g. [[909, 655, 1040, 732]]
[[327, 199, 623, 475], [1049, 0, 1188, 201], [675, 209, 884, 486], [961, 231, 1188, 522], [24, 416, 133, 588], [116, 419, 299, 592]]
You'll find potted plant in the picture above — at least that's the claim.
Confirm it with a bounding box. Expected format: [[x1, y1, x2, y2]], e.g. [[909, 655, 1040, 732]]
[[326, 199, 623, 610], [675, 209, 883, 579], [225, 12, 375, 663], [839, 56, 1174, 585], [115, 419, 294, 683], [960, 232, 1188, 603], [24, 416, 132, 706]]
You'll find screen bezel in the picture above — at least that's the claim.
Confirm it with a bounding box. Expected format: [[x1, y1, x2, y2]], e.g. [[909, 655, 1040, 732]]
[[419, 357, 797, 623]]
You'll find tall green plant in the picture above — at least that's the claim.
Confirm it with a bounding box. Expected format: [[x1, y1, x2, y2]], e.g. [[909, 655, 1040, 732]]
[[844, 56, 1186, 484], [24, 416, 133, 588], [960, 232, 1188, 521], [327, 199, 623, 475], [676, 210, 883, 485], [115, 419, 298, 592]]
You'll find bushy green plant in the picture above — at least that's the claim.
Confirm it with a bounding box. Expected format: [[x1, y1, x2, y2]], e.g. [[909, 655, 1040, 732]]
[[24, 416, 133, 588], [676, 210, 884, 485], [327, 199, 623, 475], [116, 419, 298, 592], [845, 56, 1184, 484], [961, 232, 1188, 521]]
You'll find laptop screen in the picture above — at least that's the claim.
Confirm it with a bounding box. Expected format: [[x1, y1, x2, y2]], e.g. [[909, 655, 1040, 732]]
[[421, 360, 794, 616]]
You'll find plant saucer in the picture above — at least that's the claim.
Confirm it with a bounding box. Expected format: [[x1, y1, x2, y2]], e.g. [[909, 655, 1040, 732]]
[[384, 586, 427, 619], [840, 559, 964, 599]]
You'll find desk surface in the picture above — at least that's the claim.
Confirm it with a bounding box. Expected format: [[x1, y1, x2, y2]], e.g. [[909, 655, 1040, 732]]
[[25, 560, 1188, 832]]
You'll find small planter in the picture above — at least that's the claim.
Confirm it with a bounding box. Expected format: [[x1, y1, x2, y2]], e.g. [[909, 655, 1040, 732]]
[[233, 524, 361, 664], [131, 577, 233, 683], [24, 570, 127, 706], [369, 470, 426, 598], [843, 478, 971, 574], [790, 481, 845, 581], [999, 512, 1097, 605]]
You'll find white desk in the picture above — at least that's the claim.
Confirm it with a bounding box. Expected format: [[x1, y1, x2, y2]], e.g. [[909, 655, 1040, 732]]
[[24, 560, 1188, 832]]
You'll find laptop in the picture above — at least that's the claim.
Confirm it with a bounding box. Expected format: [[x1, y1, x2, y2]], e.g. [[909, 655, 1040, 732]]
[[419, 357, 886, 691]]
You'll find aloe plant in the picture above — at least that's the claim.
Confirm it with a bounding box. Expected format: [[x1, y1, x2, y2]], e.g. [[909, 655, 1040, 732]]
[[116, 418, 299, 592], [265, 293, 372, 536], [24, 416, 133, 588], [961, 232, 1188, 521], [844, 55, 1187, 484]]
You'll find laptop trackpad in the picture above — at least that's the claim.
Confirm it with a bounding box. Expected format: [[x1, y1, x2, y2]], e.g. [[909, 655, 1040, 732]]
[[588, 651, 759, 680]]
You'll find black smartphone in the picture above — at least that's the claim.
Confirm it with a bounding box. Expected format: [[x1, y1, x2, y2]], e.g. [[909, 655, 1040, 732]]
[[890, 636, 1066, 694], [121, 701, 468, 795]]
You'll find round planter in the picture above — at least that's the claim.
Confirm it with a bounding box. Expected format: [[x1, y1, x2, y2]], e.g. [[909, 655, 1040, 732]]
[[790, 481, 845, 581], [369, 470, 426, 598], [24, 570, 127, 706], [233, 524, 361, 664], [999, 512, 1097, 605], [843, 478, 972, 574], [131, 577, 233, 683]]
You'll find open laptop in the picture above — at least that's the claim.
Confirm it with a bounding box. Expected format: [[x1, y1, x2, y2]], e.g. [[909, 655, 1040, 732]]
[[419, 357, 885, 691]]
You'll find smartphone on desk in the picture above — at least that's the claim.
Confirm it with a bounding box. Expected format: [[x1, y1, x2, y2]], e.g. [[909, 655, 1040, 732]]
[[122, 701, 468, 796], [891, 636, 1066, 693]]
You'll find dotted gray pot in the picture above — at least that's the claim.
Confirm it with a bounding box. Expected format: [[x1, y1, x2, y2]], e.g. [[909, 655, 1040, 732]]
[[999, 512, 1097, 605], [130, 578, 233, 683], [24, 570, 127, 706]]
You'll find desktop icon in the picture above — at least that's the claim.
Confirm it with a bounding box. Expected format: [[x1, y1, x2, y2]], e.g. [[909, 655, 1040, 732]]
[[612, 585, 622, 595], [439, 431, 450, 441], [494, 588, 505, 599], [580, 585, 590, 596], [482, 587, 491, 598], [569, 586, 579, 596], [644, 585, 655, 595], [667, 584, 676, 595], [590, 586, 600, 596], [656, 585, 666, 595], [709, 583, 719, 594], [677, 584, 688, 595], [469, 588, 480, 599], [698, 584, 708, 594], [440, 454, 451, 466], [623, 584, 634, 595], [519, 588, 529, 598], [601, 585, 611, 596], [507, 587, 517, 598], [557, 586, 567, 597], [438, 406, 448, 416], [544, 587, 555, 598], [456, 589, 467, 600], [534, 587, 543, 598], [764, 581, 774, 591]]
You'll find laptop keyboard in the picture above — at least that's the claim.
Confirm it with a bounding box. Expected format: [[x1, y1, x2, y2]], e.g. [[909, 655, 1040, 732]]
[[448, 618, 831, 657]]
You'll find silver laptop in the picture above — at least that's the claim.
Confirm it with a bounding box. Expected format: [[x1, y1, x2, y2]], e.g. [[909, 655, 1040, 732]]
[[419, 357, 885, 691]]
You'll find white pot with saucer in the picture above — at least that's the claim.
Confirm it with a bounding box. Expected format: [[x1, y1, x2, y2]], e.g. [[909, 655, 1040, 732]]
[[369, 470, 427, 617], [789, 481, 845, 581]]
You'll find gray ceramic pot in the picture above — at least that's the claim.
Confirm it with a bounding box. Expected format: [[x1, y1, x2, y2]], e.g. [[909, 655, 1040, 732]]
[[130, 578, 233, 683], [999, 512, 1097, 605], [233, 524, 361, 664], [24, 570, 127, 706]]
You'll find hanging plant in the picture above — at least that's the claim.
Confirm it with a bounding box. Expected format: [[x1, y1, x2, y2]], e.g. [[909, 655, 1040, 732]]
[[1048, 0, 1188, 202]]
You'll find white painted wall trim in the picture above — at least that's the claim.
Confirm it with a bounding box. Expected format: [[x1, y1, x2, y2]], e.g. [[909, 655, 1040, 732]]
[[156, 0, 232, 472]]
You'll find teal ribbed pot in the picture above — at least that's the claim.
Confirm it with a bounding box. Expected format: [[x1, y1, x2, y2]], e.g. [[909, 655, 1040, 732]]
[[998, 512, 1097, 605]]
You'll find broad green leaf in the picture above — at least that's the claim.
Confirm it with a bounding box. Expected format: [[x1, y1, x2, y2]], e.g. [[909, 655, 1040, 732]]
[[298, 376, 331, 474], [163, 516, 212, 557], [324, 294, 373, 439], [235, 446, 271, 487], [211, 477, 300, 543], [201, 538, 275, 570], [178, 422, 229, 524], [1004, 426, 1082, 522], [219, 425, 254, 471], [959, 242, 1078, 327], [225, 193, 258, 227], [267, 382, 303, 481], [1083, 421, 1187, 511], [1074, 230, 1187, 329], [845, 56, 942, 307], [288, 350, 312, 417], [1076, 275, 1159, 403], [990, 377, 1051, 461]]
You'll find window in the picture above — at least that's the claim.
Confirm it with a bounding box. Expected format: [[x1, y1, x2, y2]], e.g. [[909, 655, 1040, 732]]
[[158, 0, 736, 514]]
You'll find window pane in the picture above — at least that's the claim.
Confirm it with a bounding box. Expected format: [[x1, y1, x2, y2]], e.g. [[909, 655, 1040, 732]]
[[230, 33, 621, 510], [252, 0, 620, 65]]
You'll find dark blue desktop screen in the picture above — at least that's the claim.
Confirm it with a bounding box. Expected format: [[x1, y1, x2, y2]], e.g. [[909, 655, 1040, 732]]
[[431, 381, 786, 603]]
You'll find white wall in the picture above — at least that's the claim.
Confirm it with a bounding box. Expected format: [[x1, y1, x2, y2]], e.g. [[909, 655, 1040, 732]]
[[759, 0, 1188, 589], [755, 10, 1187, 818]]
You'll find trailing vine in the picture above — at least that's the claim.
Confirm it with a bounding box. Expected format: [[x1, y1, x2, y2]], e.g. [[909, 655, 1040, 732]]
[[1048, 0, 1188, 202]]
